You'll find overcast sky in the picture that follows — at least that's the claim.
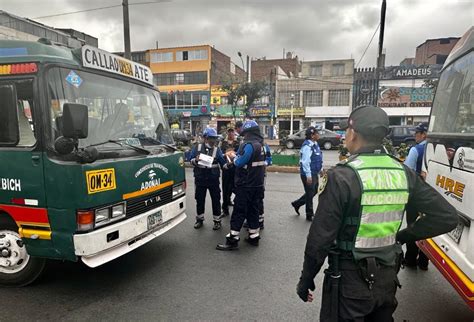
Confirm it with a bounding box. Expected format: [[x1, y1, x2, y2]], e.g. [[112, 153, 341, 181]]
[[3, 0, 473, 67]]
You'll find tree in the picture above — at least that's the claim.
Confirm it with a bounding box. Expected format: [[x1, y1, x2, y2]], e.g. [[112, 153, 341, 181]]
[[220, 79, 267, 120]]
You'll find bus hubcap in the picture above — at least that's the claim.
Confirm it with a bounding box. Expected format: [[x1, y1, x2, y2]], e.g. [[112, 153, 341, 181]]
[[0, 230, 30, 274]]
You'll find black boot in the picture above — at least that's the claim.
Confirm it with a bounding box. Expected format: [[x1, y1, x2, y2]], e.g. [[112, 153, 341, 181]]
[[245, 236, 260, 246], [216, 235, 239, 251], [194, 220, 204, 229], [306, 214, 313, 221], [213, 221, 222, 231], [291, 201, 301, 216]]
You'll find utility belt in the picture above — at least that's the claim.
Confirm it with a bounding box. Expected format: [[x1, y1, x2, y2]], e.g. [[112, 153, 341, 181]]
[[195, 164, 220, 169], [242, 161, 266, 169]]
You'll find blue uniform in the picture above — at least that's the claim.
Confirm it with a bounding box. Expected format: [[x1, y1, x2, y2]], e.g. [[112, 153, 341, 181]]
[[230, 137, 266, 240], [404, 139, 429, 269], [293, 139, 323, 218], [190, 143, 226, 223]]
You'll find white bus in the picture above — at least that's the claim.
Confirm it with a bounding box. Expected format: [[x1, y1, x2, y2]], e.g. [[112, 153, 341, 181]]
[[417, 27, 473, 310]]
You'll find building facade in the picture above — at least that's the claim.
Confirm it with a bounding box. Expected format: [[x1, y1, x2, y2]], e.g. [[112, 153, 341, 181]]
[[0, 10, 98, 48], [415, 37, 460, 65], [148, 45, 245, 135], [276, 59, 354, 134], [378, 64, 442, 125]]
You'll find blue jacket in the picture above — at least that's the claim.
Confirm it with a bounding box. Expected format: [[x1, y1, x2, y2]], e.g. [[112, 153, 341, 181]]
[[404, 140, 426, 174], [299, 139, 322, 177]]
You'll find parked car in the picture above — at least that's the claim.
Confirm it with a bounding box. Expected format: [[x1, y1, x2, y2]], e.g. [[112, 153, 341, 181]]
[[280, 128, 342, 150], [171, 129, 192, 145], [387, 125, 416, 147]]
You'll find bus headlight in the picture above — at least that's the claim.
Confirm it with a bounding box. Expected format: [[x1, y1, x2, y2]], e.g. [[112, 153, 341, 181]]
[[95, 208, 110, 225], [172, 183, 185, 198], [112, 204, 125, 218]]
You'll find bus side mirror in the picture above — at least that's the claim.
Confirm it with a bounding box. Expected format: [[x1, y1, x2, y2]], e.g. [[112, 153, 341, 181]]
[[0, 85, 19, 146], [62, 103, 88, 139]]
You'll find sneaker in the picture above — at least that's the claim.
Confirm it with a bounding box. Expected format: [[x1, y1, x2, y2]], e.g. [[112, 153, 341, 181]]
[[213, 221, 222, 231], [245, 236, 260, 246], [291, 201, 300, 216], [194, 220, 204, 229], [216, 236, 239, 251]]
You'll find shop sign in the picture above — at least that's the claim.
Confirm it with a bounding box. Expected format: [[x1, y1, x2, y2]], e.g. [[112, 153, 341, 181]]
[[182, 111, 192, 117], [250, 106, 271, 117], [377, 86, 434, 108], [381, 65, 442, 80], [277, 106, 305, 116]]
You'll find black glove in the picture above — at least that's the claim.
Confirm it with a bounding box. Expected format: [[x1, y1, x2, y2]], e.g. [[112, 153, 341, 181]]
[[296, 274, 315, 302]]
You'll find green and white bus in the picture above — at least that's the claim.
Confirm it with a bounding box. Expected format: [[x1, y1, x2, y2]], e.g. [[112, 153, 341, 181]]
[[0, 40, 186, 286]]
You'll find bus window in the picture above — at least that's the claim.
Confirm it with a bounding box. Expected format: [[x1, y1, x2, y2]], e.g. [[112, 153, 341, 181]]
[[430, 52, 474, 135]]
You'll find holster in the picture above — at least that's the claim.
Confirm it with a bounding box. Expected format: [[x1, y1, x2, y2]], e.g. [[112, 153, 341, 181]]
[[358, 257, 378, 290]]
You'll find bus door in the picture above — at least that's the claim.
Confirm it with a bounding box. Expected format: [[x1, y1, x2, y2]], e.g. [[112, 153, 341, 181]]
[[0, 79, 48, 233]]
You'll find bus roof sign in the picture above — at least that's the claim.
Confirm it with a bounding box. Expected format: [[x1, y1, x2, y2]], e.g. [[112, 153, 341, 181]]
[[81, 45, 153, 86]]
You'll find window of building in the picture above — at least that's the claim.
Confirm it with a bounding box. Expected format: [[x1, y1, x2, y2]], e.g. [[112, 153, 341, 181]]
[[150, 52, 173, 63], [278, 91, 300, 107], [328, 89, 350, 106], [309, 65, 322, 76], [175, 73, 184, 84], [331, 64, 345, 76], [160, 92, 208, 110], [303, 90, 323, 106], [176, 49, 208, 61], [154, 72, 207, 86]]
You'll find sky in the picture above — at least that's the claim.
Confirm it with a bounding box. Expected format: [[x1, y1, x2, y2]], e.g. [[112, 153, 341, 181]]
[[2, 0, 473, 68]]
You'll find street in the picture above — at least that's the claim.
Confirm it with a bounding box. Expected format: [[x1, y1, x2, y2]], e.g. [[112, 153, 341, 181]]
[[0, 167, 472, 322]]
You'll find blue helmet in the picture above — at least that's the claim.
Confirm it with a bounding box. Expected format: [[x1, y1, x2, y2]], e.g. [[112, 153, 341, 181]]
[[203, 127, 218, 138], [241, 120, 259, 133]]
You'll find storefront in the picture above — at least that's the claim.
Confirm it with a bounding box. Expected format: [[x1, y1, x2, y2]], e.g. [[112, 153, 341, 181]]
[[249, 106, 273, 138], [276, 106, 305, 137]]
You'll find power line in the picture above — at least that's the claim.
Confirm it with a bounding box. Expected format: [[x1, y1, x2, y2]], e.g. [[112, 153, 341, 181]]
[[355, 23, 380, 68], [32, 1, 171, 20]]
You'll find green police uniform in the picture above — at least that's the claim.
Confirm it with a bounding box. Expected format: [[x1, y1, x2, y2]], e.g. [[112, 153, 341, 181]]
[[296, 106, 458, 321]]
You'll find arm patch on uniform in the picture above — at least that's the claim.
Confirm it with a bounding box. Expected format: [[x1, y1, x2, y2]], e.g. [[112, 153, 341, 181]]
[[318, 173, 328, 194]]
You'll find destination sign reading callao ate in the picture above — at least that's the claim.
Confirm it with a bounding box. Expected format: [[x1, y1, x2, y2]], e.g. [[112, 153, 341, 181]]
[[81, 45, 153, 86]]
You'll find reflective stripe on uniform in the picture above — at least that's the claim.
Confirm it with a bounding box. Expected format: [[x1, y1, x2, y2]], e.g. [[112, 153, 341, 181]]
[[358, 168, 408, 191], [360, 210, 404, 224], [251, 161, 266, 167], [355, 234, 396, 248]]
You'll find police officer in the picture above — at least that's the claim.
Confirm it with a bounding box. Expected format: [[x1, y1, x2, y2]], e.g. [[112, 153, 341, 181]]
[[291, 126, 323, 221], [216, 120, 266, 250], [220, 128, 240, 217], [404, 123, 429, 270], [296, 106, 458, 321], [189, 127, 227, 230]]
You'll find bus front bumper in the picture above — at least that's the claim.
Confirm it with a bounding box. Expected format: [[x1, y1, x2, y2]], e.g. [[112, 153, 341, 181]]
[[73, 196, 186, 268]]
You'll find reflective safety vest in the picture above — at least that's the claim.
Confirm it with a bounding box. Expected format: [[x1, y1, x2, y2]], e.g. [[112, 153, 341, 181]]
[[338, 154, 409, 264]]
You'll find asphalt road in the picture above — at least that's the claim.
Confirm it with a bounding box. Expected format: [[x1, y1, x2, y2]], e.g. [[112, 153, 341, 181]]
[[1, 169, 472, 321]]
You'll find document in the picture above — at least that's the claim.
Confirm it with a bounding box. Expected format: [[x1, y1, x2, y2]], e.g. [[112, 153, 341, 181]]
[[198, 153, 214, 168]]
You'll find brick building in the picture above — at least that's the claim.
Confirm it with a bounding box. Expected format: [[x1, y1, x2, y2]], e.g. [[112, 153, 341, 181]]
[[415, 37, 460, 65], [251, 53, 301, 82]]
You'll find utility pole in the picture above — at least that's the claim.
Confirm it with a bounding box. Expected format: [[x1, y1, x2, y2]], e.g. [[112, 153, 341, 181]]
[[375, 0, 387, 105], [246, 55, 250, 82], [123, 0, 131, 59]]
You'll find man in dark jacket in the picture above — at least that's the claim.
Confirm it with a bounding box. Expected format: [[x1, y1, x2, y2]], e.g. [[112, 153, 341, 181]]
[[296, 106, 458, 321]]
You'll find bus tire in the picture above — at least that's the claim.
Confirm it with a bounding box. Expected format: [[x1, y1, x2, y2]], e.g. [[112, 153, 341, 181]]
[[0, 216, 45, 287]]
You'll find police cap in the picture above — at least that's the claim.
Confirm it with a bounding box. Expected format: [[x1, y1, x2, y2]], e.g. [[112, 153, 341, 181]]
[[340, 105, 389, 139], [305, 126, 318, 138], [415, 123, 428, 133]]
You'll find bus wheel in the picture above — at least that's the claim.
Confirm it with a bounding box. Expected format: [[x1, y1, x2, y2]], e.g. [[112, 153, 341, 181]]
[[0, 218, 45, 287]]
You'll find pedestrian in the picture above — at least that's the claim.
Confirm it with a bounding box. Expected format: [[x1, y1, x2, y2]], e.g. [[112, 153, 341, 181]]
[[291, 126, 323, 221], [216, 120, 266, 250], [296, 105, 458, 321], [220, 128, 240, 217], [189, 127, 227, 230], [403, 123, 430, 270]]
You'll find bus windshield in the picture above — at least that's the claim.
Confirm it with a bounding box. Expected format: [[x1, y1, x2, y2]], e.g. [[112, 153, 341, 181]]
[[430, 51, 474, 136], [47, 67, 173, 149]]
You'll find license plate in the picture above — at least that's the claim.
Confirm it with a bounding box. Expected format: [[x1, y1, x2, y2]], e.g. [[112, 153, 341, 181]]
[[447, 222, 464, 244], [85, 168, 116, 194], [147, 210, 162, 230]]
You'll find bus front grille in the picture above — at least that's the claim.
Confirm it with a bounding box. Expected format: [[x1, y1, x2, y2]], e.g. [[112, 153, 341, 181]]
[[126, 187, 173, 218]]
